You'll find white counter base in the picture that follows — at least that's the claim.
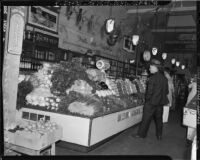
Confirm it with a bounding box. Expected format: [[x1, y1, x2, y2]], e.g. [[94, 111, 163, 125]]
[[18, 106, 143, 147]]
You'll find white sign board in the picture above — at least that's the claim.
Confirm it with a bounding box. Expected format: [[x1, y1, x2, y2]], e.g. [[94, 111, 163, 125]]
[[8, 14, 24, 55]]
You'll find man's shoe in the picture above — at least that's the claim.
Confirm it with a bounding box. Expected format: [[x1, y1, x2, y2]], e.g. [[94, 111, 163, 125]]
[[157, 136, 162, 140], [131, 134, 145, 139]]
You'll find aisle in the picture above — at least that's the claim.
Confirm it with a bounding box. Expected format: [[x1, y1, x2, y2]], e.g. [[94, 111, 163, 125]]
[[56, 109, 192, 160]]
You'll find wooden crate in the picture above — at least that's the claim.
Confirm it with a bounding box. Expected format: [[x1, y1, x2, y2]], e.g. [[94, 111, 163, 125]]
[[4, 142, 55, 155], [7, 126, 62, 150]]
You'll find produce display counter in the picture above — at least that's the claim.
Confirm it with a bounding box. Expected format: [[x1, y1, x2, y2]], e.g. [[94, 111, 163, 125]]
[[17, 105, 143, 148]]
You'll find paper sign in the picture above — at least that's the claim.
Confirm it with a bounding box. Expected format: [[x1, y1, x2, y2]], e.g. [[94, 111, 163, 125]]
[[8, 14, 24, 55]]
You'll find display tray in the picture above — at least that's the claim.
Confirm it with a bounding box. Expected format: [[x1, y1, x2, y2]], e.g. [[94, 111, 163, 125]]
[[18, 105, 143, 147], [183, 107, 196, 128]]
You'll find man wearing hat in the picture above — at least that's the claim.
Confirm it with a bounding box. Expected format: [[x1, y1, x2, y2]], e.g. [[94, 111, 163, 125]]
[[132, 59, 169, 140]]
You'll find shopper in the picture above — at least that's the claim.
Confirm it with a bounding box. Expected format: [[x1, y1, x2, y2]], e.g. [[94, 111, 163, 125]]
[[176, 75, 189, 111], [164, 68, 175, 110], [184, 73, 197, 143], [132, 59, 169, 140], [185, 73, 197, 108]]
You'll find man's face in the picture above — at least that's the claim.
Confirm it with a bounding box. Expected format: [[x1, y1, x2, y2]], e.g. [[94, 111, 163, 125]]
[[149, 65, 158, 74]]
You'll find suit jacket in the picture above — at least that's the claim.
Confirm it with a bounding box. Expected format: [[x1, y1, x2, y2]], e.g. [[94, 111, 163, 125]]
[[145, 72, 169, 106]]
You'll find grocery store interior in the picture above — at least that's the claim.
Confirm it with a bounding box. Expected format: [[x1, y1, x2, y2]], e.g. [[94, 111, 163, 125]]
[[2, 1, 198, 160]]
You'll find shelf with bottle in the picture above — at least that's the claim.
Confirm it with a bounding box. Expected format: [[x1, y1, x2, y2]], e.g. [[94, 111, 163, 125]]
[[19, 58, 42, 71], [33, 46, 60, 62]]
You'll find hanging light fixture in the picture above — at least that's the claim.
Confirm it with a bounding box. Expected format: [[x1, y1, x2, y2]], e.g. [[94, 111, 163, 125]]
[[161, 13, 168, 61], [181, 65, 185, 70], [132, 6, 139, 46], [105, 6, 115, 34], [152, 9, 158, 56], [132, 35, 139, 46], [176, 61, 180, 67], [106, 19, 115, 34], [162, 52, 167, 60], [171, 58, 176, 64], [152, 47, 158, 55], [143, 50, 151, 62]]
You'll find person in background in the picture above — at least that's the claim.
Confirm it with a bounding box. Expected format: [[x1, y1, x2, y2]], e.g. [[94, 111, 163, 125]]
[[185, 73, 197, 108], [177, 75, 189, 110], [132, 59, 169, 140], [176, 75, 189, 123], [184, 73, 197, 147], [164, 68, 175, 110]]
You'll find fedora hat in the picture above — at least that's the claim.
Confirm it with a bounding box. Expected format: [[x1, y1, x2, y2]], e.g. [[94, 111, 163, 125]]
[[150, 59, 162, 67]]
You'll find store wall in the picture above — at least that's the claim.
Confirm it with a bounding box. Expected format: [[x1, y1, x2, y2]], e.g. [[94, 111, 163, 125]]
[[58, 6, 136, 62]]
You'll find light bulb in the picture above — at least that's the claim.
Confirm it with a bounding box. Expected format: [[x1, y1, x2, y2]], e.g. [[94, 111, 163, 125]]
[[171, 58, 176, 64], [106, 19, 115, 33], [181, 65, 185, 70], [162, 53, 167, 60], [132, 35, 139, 45], [152, 47, 158, 55], [130, 60, 135, 63], [176, 61, 180, 67]]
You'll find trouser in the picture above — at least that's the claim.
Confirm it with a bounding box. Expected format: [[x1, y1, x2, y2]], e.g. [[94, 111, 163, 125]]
[[138, 103, 163, 137]]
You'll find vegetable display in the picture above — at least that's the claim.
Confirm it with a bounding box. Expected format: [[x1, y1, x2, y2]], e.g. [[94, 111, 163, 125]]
[[17, 58, 145, 118]]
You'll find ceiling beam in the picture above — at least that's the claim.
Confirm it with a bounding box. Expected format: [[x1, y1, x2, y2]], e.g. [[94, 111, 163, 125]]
[[127, 6, 196, 14], [165, 41, 196, 44], [151, 28, 196, 32]]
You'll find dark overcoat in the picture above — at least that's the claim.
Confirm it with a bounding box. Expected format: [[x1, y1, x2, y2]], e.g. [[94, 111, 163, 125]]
[[145, 72, 169, 106]]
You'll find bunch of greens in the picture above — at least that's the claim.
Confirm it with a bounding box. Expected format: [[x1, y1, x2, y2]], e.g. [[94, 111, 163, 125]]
[[17, 81, 33, 110]]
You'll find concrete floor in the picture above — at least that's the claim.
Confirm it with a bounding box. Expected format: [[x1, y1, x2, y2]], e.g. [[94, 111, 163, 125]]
[[56, 109, 192, 160]]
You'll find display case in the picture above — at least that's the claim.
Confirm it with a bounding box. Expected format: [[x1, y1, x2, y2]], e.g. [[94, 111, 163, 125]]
[[16, 58, 145, 150], [17, 105, 143, 147]]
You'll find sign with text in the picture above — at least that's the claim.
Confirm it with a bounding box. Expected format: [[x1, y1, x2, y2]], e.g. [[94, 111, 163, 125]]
[[8, 13, 24, 55], [118, 107, 143, 122]]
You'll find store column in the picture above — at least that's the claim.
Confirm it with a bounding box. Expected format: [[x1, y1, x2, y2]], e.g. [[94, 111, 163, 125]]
[[3, 6, 26, 129]]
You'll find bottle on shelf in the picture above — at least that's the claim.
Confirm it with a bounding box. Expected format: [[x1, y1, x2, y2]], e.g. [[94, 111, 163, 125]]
[[64, 53, 67, 60]]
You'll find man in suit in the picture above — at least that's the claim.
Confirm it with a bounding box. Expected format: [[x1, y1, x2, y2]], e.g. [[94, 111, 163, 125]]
[[132, 59, 169, 140]]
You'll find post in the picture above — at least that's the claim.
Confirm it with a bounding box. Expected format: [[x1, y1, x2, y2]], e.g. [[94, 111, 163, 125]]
[[135, 46, 139, 76], [3, 6, 26, 129]]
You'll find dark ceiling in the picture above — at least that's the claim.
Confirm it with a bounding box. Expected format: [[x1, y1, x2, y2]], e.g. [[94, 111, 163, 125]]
[[126, 1, 196, 55]]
